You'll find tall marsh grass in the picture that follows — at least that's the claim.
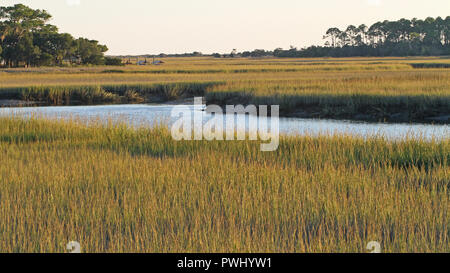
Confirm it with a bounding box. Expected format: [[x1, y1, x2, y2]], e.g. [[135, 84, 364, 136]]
[[0, 116, 448, 252], [0, 57, 448, 122], [0, 82, 219, 105]]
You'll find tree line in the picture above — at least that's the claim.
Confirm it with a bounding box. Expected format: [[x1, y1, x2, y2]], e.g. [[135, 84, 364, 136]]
[[2, 5, 449, 65], [213, 16, 450, 58], [0, 4, 114, 67]]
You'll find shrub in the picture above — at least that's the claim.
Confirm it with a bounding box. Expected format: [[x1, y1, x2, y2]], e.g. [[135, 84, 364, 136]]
[[104, 57, 124, 66]]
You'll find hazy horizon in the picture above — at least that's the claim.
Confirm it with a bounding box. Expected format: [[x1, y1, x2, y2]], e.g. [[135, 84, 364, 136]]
[[2, 0, 450, 55]]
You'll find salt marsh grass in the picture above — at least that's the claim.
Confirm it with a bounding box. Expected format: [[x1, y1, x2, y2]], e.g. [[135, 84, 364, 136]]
[[0, 116, 448, 252], [0, 57, 448, 252], [1, 57, 448, 122]]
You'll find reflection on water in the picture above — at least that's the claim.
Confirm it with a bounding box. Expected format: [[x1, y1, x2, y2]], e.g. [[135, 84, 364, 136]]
[[0, 104, 448, 141]]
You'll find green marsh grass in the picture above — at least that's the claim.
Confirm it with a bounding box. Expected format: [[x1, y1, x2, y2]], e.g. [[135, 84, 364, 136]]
[[0, 116, 448, 252], [0, 82, 219, 105]]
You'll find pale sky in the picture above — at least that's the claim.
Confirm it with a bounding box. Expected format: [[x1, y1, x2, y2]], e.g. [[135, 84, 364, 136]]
[[2, 0, 449, 55]]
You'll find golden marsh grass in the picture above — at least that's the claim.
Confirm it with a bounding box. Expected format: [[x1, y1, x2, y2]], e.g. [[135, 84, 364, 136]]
[[1, 57, 449, 122], [0, 116, 448, 252]]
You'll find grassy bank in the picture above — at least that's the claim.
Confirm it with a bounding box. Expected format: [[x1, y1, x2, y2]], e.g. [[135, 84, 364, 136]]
[[0, 82, 219, 106], [0, 57, 449, 123], [0, 116, 448, 252]]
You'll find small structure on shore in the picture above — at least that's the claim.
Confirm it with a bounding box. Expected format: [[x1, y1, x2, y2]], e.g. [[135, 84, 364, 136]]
[[152, 60, 164, 65], [135, 58, 164, 65], [151, 57, 164, 65]]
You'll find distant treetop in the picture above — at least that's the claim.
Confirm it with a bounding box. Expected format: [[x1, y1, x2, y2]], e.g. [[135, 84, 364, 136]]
[[217, 16, 450, 58]]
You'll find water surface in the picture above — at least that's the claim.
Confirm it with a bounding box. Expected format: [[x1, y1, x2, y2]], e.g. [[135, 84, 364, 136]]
[[1, 104, 448, 141]]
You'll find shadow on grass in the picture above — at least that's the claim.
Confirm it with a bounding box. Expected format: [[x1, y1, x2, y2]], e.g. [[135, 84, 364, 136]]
[[206, 91, 450, 123]]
